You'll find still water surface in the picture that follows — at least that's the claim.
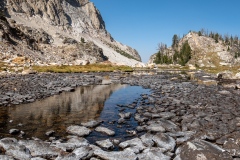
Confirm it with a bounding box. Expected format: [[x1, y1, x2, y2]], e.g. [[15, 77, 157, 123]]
[[0, 83, 151, 141]]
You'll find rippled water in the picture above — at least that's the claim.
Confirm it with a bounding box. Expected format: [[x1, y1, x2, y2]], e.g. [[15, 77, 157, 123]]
[[0, 84, 151, 141]]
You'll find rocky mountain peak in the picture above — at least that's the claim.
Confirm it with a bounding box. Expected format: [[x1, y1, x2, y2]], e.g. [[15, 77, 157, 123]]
[[0, 0, 143, 68]]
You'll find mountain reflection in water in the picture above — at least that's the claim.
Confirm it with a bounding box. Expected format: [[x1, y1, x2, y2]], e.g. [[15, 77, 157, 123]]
[[0, 83, 126, 139]]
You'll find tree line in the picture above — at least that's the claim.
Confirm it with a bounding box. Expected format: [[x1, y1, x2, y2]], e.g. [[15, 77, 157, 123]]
[[154, 34, 191, 66], [197, 29, 239, 46]]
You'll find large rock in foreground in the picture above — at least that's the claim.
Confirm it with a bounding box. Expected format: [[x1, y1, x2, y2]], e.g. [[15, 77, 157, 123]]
[[174, 139, 232, 160]]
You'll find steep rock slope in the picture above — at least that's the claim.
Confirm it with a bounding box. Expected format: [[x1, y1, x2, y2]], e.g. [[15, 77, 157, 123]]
[[0, 0, 143, 67]]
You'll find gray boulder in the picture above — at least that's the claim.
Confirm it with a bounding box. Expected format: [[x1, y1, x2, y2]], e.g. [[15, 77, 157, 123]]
[[67, 125, 91, 137], [174, 139, 232, 160], [138, 148, 171, 160], [95, 127, 115, 136], [81, 120, 101, 128], [96, 139, 114, 150], [0, 138, 32, 160]]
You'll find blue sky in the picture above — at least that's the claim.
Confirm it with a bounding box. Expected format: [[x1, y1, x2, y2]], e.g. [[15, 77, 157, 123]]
[[91, 0, 240, 63]]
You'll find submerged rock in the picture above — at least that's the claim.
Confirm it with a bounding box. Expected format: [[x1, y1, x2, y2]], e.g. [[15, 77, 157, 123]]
[[119, 112, 132, 119]]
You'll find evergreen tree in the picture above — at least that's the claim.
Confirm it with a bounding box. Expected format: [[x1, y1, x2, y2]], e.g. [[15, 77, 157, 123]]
[[173, 50, 179, 63], [81, 37, 85, 43], [214, 33, 219, 43], [179, 41, 192, 66], [172, 34, 179, 49], [234, 36, 239, 45], [209, 32, 214, 38], [198, 31, 202, 36], [154, 51, 172, 64], [224, 34, 230, 45], [230, 35, 233, 46]]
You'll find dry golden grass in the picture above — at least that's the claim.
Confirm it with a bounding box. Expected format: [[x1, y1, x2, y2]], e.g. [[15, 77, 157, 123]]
[[205, 52, 221, 67], [0, 62, 6, 71], [199, 65, 240, 74], [32, 64, 133, 73], [12, 57, 28, 64]]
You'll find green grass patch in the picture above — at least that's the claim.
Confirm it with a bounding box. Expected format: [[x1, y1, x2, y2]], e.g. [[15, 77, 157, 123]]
[[32, 64, 133, 73]]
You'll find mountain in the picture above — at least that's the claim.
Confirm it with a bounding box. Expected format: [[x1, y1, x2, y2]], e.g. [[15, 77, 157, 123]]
[[0, 0, 143, 67], [148, 32, 240, 68]]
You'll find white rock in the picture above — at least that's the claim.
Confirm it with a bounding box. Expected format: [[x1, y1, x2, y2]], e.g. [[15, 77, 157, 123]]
[[67, 125, 91, 137]]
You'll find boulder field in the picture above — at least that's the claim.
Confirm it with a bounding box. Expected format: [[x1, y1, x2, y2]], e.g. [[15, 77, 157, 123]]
[[0, 71, 240, 159]]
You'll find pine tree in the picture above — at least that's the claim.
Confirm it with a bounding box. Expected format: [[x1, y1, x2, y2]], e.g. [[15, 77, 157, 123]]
[[179, 41, 191, 66], [81, 37, 85, 43], [230, 35, 233, 46], [234, 36, 239, 45], [214, 33, 219, 43], [224, 34, 230, 45], [172, 34, 179, 49], [198, 31, 202, 36]]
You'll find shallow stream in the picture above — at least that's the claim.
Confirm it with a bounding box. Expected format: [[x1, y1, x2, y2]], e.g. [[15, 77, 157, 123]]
[[0, 83, 151, 142]]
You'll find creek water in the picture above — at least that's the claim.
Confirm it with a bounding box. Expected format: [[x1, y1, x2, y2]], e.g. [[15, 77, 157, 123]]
[[0, 83, 151, 142]]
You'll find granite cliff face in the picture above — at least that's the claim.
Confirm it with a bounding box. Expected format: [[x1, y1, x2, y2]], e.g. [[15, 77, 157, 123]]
[[0, 0, 143, 68]]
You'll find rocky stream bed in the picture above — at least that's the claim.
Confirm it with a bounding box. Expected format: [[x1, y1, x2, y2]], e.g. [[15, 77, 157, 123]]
[[0, 71, 240, 160]]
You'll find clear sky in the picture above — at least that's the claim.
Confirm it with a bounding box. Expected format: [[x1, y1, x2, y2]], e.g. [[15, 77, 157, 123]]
[[91, 0, 240, 63]]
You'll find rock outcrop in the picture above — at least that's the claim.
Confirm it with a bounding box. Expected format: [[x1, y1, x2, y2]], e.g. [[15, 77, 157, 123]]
[[179, 32, 240, 67], [148, 32, 240, 67], [0, 0, 143, 68]]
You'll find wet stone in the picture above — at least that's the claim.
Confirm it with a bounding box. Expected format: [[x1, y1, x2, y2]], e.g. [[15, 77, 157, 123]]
[[95, 127, 115, 136], [119, 112, 132, 119], [118, 118, 126, 124], [66, 125, 91, 137], [45, 130, 55, 136], [9, 129, 20, 135], [81, 120, 102, 128]]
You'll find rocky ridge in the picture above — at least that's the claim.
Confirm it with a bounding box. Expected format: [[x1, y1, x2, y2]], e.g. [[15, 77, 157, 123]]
[[148, 32, 240, 68], [0, 0, 143, 68]]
